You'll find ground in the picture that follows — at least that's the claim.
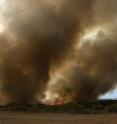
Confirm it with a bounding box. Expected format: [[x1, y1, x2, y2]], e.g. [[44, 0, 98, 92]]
[[0, 100, 117, 124], [0, 112, 117, 124]]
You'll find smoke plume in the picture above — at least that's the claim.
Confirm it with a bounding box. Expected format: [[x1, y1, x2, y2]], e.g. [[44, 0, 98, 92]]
[[43, 0, 117, 103], [70, 0, 117, 102], [0, 0, 94, 104], [1, 0, 117, 105]]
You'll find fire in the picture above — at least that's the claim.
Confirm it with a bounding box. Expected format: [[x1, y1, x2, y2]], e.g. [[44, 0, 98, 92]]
[[44, 98, 65, 106], [41, 90, 72, 106], [41, 91, 62, 105]]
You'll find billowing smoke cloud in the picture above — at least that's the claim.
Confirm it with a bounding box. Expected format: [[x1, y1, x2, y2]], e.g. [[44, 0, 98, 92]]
[[0, 0, 94, 104], [70, 31, 117, 102], [95, 0, 117, 24], [43, 0, 117, 104], [69, 0, 117, 102], [1, 0, 117, 105]]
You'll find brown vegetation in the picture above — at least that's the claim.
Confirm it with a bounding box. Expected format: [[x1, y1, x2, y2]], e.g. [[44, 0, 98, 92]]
[[0, 100, 117, 114]]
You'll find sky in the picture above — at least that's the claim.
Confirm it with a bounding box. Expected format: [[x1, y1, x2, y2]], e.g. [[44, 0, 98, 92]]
[[99, 86, 117, 100]]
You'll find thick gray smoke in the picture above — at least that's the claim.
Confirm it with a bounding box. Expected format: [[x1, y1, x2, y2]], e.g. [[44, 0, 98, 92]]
[[95, 0, 117, 24], [61, 0, 117, 102], [0, 0, 94, 104], [1, 0, 117, 105], [44, 0, 117, 103], [70, 32, 117, 102], [72, 0, 117, 102]]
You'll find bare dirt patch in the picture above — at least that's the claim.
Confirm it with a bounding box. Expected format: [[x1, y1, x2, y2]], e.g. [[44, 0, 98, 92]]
[[0, 112, 117, 124]]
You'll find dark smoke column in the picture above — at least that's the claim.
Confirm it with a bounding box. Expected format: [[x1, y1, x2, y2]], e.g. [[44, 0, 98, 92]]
[[0, 0, 94, 104]]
